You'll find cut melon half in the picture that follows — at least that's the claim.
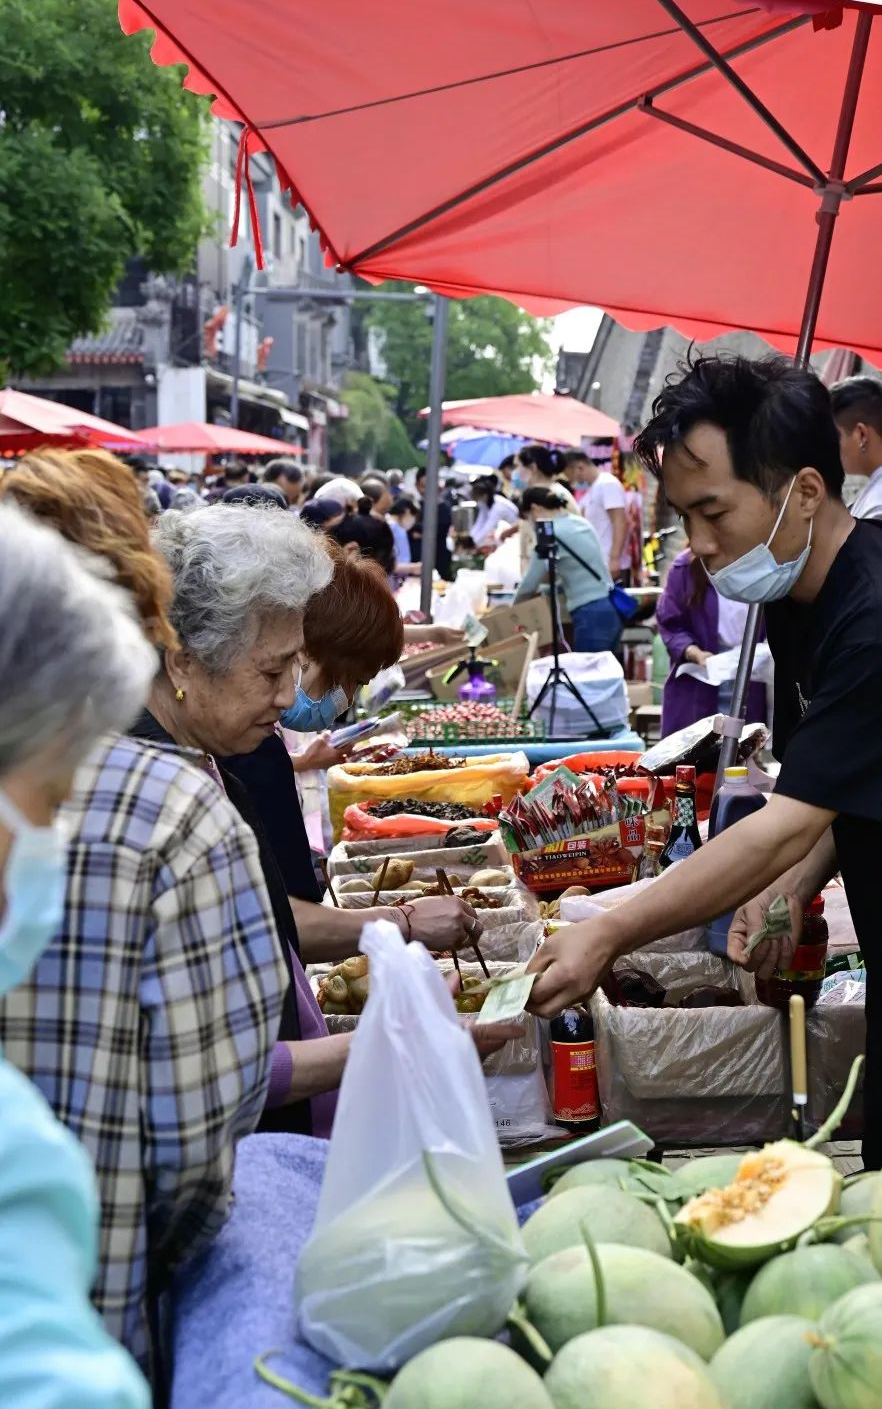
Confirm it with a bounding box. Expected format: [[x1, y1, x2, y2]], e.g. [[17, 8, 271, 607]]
[[674, 1141, 839, 1270]]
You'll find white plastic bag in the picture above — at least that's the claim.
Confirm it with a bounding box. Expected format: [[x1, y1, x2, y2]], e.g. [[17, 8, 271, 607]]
[[295, 920, 528, 1372], [526, 650, 628, 736]]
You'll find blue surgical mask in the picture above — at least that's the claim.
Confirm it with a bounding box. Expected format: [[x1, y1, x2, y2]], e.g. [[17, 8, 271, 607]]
[[280, 682, 349, 733], [0, 789, 67, 996], [705, 477, 813, 604], [511, 469, 528, 491]]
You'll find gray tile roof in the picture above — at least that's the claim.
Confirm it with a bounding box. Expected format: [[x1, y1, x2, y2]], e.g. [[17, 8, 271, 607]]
[[68, 310, 144, 364]]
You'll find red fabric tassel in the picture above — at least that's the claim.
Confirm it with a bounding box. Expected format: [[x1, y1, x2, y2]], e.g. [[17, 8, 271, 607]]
[[230, 125, 266, 270]]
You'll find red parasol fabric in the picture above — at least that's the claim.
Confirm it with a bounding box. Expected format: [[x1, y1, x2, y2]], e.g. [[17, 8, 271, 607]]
[[0, 388, 150, 455], [428, 393, 620, 444], [119, 2, 882, 359], [136, 422, 301, 455]]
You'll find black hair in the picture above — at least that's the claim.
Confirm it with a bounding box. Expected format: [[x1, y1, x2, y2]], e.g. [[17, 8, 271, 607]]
[[830, 375, 882, 436], [518, 485, 569, 519], [222, 483, 288, 510], [359, 479, 388, 510], [300, 497, 344, 528], [563, 449, 591, 470], [415, 465, 427, 481], [263, 457, 303, 485], [387, 496, 418, 519], [223, 459, 251, 484], [498, 454, 516, 473], [472, 474, 498, 505], [517, 444, 568, 480], [331, 509, 396, 574], [633, 354, 844, 499], [305, 472, 334, 501]]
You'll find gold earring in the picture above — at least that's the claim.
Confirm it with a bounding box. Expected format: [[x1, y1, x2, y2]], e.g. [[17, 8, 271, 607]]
[[175, 687, 185, 702]]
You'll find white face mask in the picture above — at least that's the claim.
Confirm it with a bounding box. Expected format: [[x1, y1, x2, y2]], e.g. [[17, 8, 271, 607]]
[[0, 789, 67, 995], [705, 477, 813, 604]]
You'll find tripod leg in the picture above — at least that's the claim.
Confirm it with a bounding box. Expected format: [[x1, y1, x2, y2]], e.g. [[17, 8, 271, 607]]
[[556, 667, 604, 735]]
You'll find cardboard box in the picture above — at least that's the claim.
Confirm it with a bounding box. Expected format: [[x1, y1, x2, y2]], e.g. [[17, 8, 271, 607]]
[[480, 594, 553, 649], [591, 951, 865, 1146], [425, 632, 531, 701]]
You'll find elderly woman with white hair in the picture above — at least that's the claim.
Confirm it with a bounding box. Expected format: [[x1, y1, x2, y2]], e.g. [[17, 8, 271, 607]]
[[133, 505, 508, 1138], [0, 502, 153, 1409]]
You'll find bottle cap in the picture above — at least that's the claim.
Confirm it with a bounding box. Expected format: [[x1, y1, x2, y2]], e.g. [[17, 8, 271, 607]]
[[806, 894, 825, 916], [723, 766, 748, 780], [675, 765, 696, 785]]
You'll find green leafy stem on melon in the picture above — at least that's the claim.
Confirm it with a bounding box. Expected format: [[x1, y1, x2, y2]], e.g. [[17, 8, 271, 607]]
[[509, 1219, 608, 1370], [254, 1354, 387, 1407]]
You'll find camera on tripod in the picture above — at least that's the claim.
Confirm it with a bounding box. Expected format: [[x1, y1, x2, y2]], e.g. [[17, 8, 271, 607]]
[[534, 518, 558, 560]]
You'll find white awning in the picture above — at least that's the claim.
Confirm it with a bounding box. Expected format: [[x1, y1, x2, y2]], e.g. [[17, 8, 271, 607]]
[[279, 406, 309, 431]]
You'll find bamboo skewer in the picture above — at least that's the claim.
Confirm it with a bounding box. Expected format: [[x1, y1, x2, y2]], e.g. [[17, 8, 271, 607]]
[[320, 858, 339, 907]]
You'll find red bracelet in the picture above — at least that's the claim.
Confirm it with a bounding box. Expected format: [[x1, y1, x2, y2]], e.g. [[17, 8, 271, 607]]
[[393, 903, 415, 942]]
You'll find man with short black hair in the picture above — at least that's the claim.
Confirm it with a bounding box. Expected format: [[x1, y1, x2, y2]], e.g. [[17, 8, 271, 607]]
[[529, 354, 882, 1169], [565, 448, 628, 581], [411, 465, 453, 579], [830, 375, 882, 522], [263, 456, 305, 509]]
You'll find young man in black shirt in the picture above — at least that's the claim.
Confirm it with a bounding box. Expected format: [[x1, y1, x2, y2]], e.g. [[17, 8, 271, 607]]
[[528, 354, 882, 1168]]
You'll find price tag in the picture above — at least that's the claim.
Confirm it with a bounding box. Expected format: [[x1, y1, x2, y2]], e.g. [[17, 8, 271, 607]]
[[474, 972, 536, 1025]]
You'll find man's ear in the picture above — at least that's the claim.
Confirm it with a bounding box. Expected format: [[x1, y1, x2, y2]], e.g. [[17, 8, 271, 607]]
[[796, 466, 826, 517]]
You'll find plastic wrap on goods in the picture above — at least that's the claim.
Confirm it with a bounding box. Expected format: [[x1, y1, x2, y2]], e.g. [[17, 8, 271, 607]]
[[591, 951, 865, 1145], [327, 751, 530, 842]]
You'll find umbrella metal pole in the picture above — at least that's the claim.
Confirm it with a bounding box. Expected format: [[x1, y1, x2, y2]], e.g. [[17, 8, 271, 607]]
[[714, 9, 872, 791], [420, 294, 450, 616]]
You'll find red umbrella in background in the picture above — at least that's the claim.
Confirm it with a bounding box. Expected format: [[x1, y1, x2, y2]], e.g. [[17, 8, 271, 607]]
[[0, 388, 150, 456], [118, 0, 882, 755], [433, 393, 620, 444], [137, 422, 301, 455], [120, 1, 882, 359]]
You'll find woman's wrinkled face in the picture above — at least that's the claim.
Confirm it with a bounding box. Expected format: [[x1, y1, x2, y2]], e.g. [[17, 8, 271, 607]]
[[181, 611, 305, 756]]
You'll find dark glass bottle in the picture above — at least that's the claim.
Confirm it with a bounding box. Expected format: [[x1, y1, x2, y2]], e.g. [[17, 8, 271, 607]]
[[549, 1005, 600, 1133], [755, 895, 829, 1012], [659, 765, 702, 869]]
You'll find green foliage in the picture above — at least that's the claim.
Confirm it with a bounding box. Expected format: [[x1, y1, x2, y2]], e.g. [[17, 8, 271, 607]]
[[331, 371, 419, 471], [0, 0, 207, 378], [366, 283, 553, 437]]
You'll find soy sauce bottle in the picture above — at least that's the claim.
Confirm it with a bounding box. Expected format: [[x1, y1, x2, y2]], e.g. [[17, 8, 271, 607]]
[[659, 765, 702, 869], [550, 1005, 600, 1133]]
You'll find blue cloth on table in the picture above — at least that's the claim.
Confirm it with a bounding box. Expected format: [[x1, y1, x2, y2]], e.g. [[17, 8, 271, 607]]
[[171, 1132, 541, 1409]]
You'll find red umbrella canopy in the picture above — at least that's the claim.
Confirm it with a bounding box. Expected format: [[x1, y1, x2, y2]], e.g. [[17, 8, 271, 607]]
[[0, 388, 150, 454], [120, 2, 882, 359], [430, 393, 620, 444], [137, 421, 300, 454]]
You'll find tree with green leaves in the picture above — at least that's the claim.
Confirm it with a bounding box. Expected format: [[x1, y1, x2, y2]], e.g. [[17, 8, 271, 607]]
[[365, 284, 553, 438], [330, 371, 419, 474], [0, 0, 207, 379]]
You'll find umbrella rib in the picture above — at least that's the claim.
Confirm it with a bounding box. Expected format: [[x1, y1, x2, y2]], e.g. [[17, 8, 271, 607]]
[[638, 99, 815, 189], [654, 0, 825, 185], [259, 7, 759, 130], [343, 13, 810, 269]]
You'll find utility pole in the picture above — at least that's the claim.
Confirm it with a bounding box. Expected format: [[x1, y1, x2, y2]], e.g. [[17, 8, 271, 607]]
[[420, 294, 450, 615]]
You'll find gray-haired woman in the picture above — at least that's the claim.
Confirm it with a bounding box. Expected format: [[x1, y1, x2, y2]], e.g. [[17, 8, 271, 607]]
[[133, 505, 510, 1141], [0, 503, 153, 1409]]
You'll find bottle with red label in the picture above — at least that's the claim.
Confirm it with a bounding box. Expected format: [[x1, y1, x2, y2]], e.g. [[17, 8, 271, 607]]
[[755, 895, 829, 1012], [549, 1004, 600, 1133]]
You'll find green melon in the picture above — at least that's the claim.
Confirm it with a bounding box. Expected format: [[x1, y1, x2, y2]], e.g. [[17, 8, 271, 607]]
[[704, 1267, 753, 1337], [741, 1244, 877, 1324], [522, 1187, 671, 1265], [709, 1315, 818, 1409], [674, 1141, 840, 1270], [383, 1338, 554, 1409], [841, 1234, 879, 1279], [544, 1325, 724, 1409], [807, 1283, 882, 1409], [832, 1174, 882, 1242], [870, 1182, 882, 1276], [523, 1242, 724, 1359], [632, 1154, 746, 1205], [549, 1159, 638, 1197]]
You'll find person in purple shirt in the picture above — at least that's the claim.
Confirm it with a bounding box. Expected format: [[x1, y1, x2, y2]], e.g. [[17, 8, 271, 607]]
[[656, 548, 768, 736]]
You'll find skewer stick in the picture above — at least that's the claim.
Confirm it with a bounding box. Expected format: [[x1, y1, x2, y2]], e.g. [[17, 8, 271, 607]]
[[320, 858, 339, 907], [372, 855, 391, 906], [789, 993, 807, 1142]]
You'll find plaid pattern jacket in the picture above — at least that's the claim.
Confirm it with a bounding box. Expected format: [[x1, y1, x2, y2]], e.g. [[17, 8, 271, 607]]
[[0, 734, 287, 1376]]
